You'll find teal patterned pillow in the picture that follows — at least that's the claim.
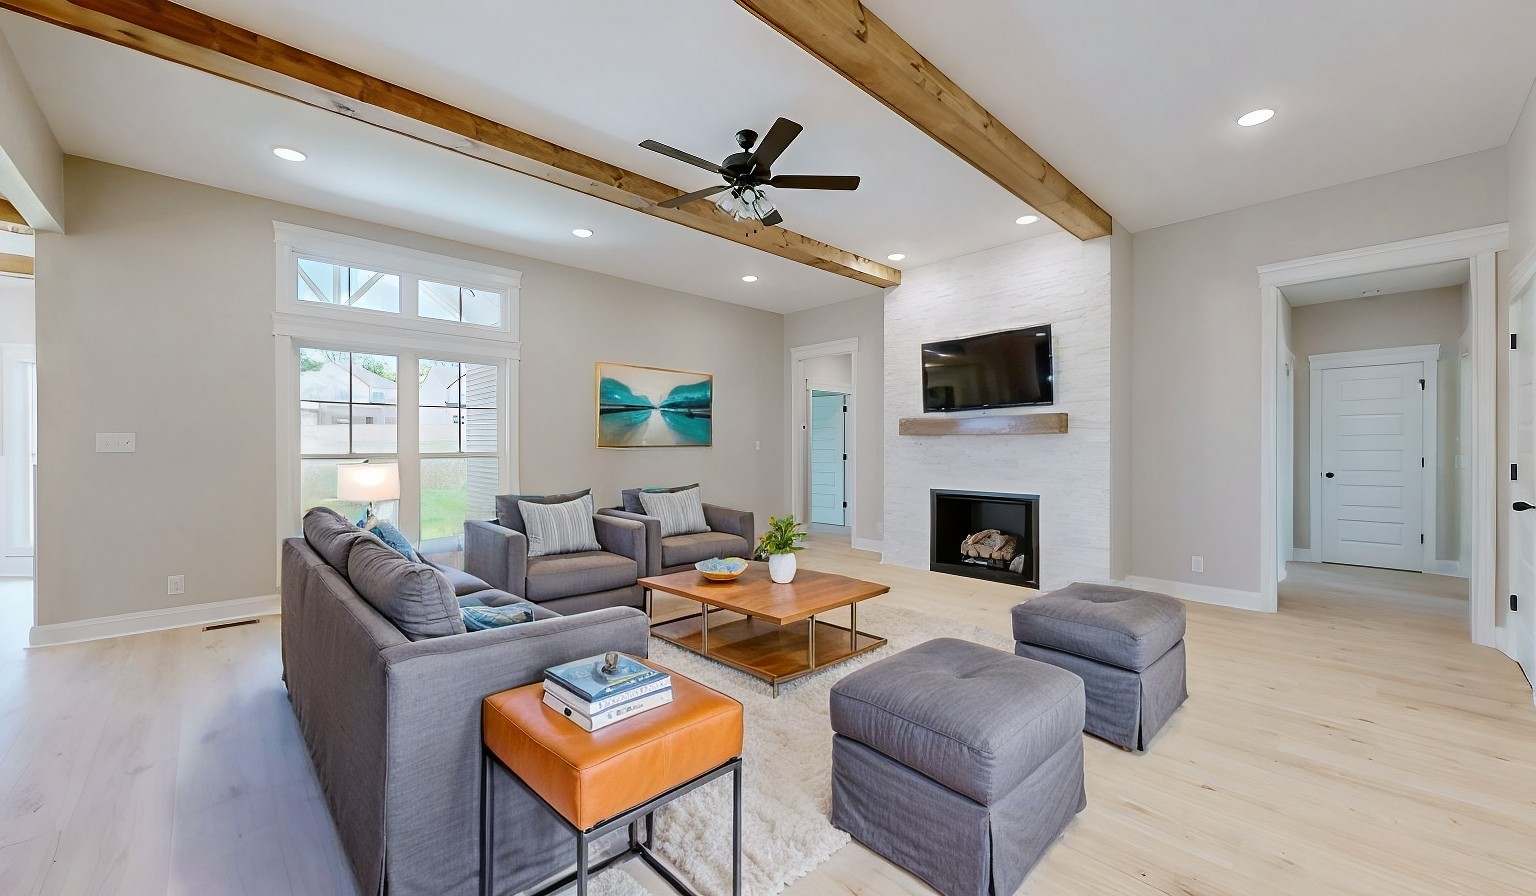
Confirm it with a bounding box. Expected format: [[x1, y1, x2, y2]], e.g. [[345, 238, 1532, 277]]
[[461, 602, 538, 631], [365, 518, 419, 563]]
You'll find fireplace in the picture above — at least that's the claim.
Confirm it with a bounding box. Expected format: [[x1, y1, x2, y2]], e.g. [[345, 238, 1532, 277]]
[[930, 489, 1040, 588]]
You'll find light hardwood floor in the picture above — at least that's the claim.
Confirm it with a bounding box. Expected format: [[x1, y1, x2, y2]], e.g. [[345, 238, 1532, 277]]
[[2, 543, 1534, 895]]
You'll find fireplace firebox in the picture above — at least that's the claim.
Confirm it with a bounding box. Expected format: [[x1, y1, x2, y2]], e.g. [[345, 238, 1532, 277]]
[[930, 489, 1040, 588]]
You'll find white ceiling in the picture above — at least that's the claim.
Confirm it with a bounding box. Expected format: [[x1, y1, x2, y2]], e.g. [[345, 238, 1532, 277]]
[[4, 0, 1536, 310], [869, 0, 1536, 231], [1281, 260, 1469, 306]]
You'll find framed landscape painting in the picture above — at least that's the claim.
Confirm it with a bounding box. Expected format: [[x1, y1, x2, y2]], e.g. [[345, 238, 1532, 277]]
[[596, 362, 713, 448]]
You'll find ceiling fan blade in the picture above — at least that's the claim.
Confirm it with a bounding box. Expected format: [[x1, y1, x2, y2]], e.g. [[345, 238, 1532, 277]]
[[639, 140, 728, 175], [760, 208, 784, 227], [656, 184, 731, 209], [748, 118, 803, 173], [767, 174, 861, 191]]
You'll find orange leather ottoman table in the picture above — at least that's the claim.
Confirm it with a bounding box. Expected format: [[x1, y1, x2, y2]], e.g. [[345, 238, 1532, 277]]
[[480, 666, 744, 896]]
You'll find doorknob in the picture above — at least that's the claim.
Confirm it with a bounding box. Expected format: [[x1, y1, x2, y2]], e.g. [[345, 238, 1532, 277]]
[[1324, 472, 1335, 479], [1516, 502, 1536, 512]]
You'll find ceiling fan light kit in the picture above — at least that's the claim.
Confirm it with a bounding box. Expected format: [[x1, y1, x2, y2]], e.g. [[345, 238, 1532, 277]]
[[641, 117, 860, 228]]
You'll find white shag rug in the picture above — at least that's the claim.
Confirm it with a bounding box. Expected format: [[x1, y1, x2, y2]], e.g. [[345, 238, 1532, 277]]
[[586, 603, 1015, 896]]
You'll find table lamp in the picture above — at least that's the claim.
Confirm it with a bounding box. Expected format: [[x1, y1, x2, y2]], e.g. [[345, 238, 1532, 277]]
[[337, 461, 400, 524]]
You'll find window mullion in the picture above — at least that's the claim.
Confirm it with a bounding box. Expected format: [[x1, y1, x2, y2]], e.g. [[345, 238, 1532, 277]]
[[396, 351, 423, 544]]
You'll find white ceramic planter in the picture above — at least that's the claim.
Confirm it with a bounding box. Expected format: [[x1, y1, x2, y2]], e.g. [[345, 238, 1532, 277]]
[[768, 552, 797, 584]]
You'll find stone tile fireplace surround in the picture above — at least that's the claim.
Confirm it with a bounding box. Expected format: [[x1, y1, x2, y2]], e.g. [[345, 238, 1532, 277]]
[[883, 232, 1113, 590]]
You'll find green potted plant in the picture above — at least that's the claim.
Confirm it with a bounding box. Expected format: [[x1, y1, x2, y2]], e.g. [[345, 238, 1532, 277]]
[[757, 514, 808, 583]]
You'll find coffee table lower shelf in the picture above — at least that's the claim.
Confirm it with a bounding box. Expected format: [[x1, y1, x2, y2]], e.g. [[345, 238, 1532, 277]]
[[651, 613, 886, 696]]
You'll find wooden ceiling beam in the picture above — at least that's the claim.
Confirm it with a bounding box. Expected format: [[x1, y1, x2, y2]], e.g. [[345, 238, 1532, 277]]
[[0, 252, 34, 276], [734, 0, 1112, 241], [0, 198, 32, 232], [0, 0, 899, 287]]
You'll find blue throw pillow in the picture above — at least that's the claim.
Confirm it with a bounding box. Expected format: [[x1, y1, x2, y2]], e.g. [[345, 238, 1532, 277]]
[[462, 602, 538, 631], [364, 518, 419, 563]]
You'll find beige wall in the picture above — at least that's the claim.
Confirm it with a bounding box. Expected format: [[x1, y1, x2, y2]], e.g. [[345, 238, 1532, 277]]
[[783, 292, 884, 545], [1128, 148, 1507, 594], [35, 158, 786, 627], [0, 277, 33, 344], [1287, 286, 1467, 558]]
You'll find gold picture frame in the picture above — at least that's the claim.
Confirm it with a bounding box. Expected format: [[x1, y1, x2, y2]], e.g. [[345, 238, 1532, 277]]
[[595, 362, 713, 448]]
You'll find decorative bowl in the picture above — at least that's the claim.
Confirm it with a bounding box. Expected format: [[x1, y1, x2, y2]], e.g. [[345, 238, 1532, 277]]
[[696, 557, 749, 582]]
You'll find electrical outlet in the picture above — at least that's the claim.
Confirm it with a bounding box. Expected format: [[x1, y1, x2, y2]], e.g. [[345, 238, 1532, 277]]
[[1191, 556, 1205, 574], [167, 575, 185, 595]]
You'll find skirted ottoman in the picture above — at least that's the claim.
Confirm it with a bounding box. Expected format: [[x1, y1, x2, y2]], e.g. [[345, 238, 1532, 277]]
[[829, 638, 1086, 896], [1012, 582, 1187, 752]]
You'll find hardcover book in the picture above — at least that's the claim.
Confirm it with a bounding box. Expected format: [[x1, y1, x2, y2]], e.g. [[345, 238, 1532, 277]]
[[545, 675, 673, 715], [541, 687, 675, 731], [544, 653, 665, 703]]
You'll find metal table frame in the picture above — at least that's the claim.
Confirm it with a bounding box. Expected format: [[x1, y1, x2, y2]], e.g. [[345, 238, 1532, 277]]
[[480, 750, 742, 896]]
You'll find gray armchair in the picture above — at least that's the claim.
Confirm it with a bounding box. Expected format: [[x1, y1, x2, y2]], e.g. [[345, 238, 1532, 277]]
[[599, 490, 755, 577], [465, 500, 646, 616]]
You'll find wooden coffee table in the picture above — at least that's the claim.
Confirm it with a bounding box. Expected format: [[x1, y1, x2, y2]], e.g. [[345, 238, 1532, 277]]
[[639, 563, 889, 697]]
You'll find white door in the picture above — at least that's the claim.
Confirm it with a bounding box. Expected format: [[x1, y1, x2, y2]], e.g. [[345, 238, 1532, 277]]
[[1508, 282, 1536, 681], [809, 391, 846, 526], [1320, 362, 1425, 571]]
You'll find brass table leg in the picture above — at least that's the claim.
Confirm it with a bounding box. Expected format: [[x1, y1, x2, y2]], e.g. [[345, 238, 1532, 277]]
[[850, 602, 857, 650], [700, 601, 709, 656], [808, 614, 817, 672]]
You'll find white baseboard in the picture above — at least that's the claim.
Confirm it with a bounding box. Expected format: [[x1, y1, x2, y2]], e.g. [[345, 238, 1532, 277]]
[[850, 537, 884, 556], [1426, 560, 1467, 578], [28, 593, 280, 648], [1120, 575, 1268, 613], [1291, 549, 1319, 564]]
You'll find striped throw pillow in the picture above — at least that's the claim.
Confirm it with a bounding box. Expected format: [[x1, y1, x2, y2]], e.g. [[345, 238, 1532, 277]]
[[519, 494, 602, 558], [637, 486, 710, 538]]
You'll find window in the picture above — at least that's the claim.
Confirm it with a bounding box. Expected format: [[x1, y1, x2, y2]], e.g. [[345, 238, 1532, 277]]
[[276, 224, 520, 568]]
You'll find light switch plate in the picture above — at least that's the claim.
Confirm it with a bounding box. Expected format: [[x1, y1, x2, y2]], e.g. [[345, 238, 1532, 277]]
[[96, 433, 136, 453]]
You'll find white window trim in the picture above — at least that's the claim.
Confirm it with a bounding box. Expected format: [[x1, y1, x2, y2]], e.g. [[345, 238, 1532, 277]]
[[273, 224, 521, 572], [274, 221, 521, 343]]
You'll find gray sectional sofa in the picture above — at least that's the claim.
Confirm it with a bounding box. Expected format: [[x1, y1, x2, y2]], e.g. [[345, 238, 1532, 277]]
[[281, 507, 649, 896]]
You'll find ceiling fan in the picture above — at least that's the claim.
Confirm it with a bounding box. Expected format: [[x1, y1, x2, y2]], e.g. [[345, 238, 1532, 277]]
[[640, 117, 860, 228]]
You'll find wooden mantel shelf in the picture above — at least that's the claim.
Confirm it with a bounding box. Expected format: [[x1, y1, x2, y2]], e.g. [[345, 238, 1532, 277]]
[[899, 413, 1069, 436]]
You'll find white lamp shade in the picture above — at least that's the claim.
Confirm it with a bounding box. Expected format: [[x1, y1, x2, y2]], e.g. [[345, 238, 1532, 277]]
[[337, 462, 400, 502]]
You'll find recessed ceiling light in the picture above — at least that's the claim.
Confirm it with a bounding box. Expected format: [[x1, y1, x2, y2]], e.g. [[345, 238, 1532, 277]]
[[1016, 215, 1039, 225], [1237, 108, 1275, 127], [887, 253, 906, 262], [272, 146, 307, 162], [741, 275, 759, 283], [571, 228, 594, 238]]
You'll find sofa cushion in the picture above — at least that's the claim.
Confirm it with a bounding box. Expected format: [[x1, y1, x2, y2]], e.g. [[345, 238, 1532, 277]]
[[434, 563, 493, 597], [638, 486, 710, 538], [661, 531, 752, 569], [346, 534, 466, 640], [1012, 582, 1185, 672], [621, 483, 700, 514], [303, 506, 368, 573], [461, 602, 539, 630], [495, 488, 592, 533], [524, 551, 638, 602], [830, 638, 1084, 805], [365, 518, 419, 562], [520, 495, 602, 558]]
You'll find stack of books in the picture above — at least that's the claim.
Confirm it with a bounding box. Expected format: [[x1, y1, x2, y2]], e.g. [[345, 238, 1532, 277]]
[[542, 653, 673, 731]]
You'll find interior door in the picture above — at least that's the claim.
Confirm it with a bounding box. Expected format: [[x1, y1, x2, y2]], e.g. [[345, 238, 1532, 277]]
[[809, 391, 846, 526], [1508, 282, 1536, 680], [1320, 362, 1425, 571]]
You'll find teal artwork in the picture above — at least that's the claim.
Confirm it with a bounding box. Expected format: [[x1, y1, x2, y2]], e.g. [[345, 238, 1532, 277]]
[[597, 362, 713, 448]]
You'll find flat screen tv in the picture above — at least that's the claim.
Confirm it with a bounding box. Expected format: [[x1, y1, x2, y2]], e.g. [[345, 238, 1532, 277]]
[[921, 324, 1054, 412]]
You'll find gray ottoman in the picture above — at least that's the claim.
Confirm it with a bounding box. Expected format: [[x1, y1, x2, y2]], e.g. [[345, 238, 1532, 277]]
[[829, 638, 1086, 896], [1012, 582, 1187, 752]]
